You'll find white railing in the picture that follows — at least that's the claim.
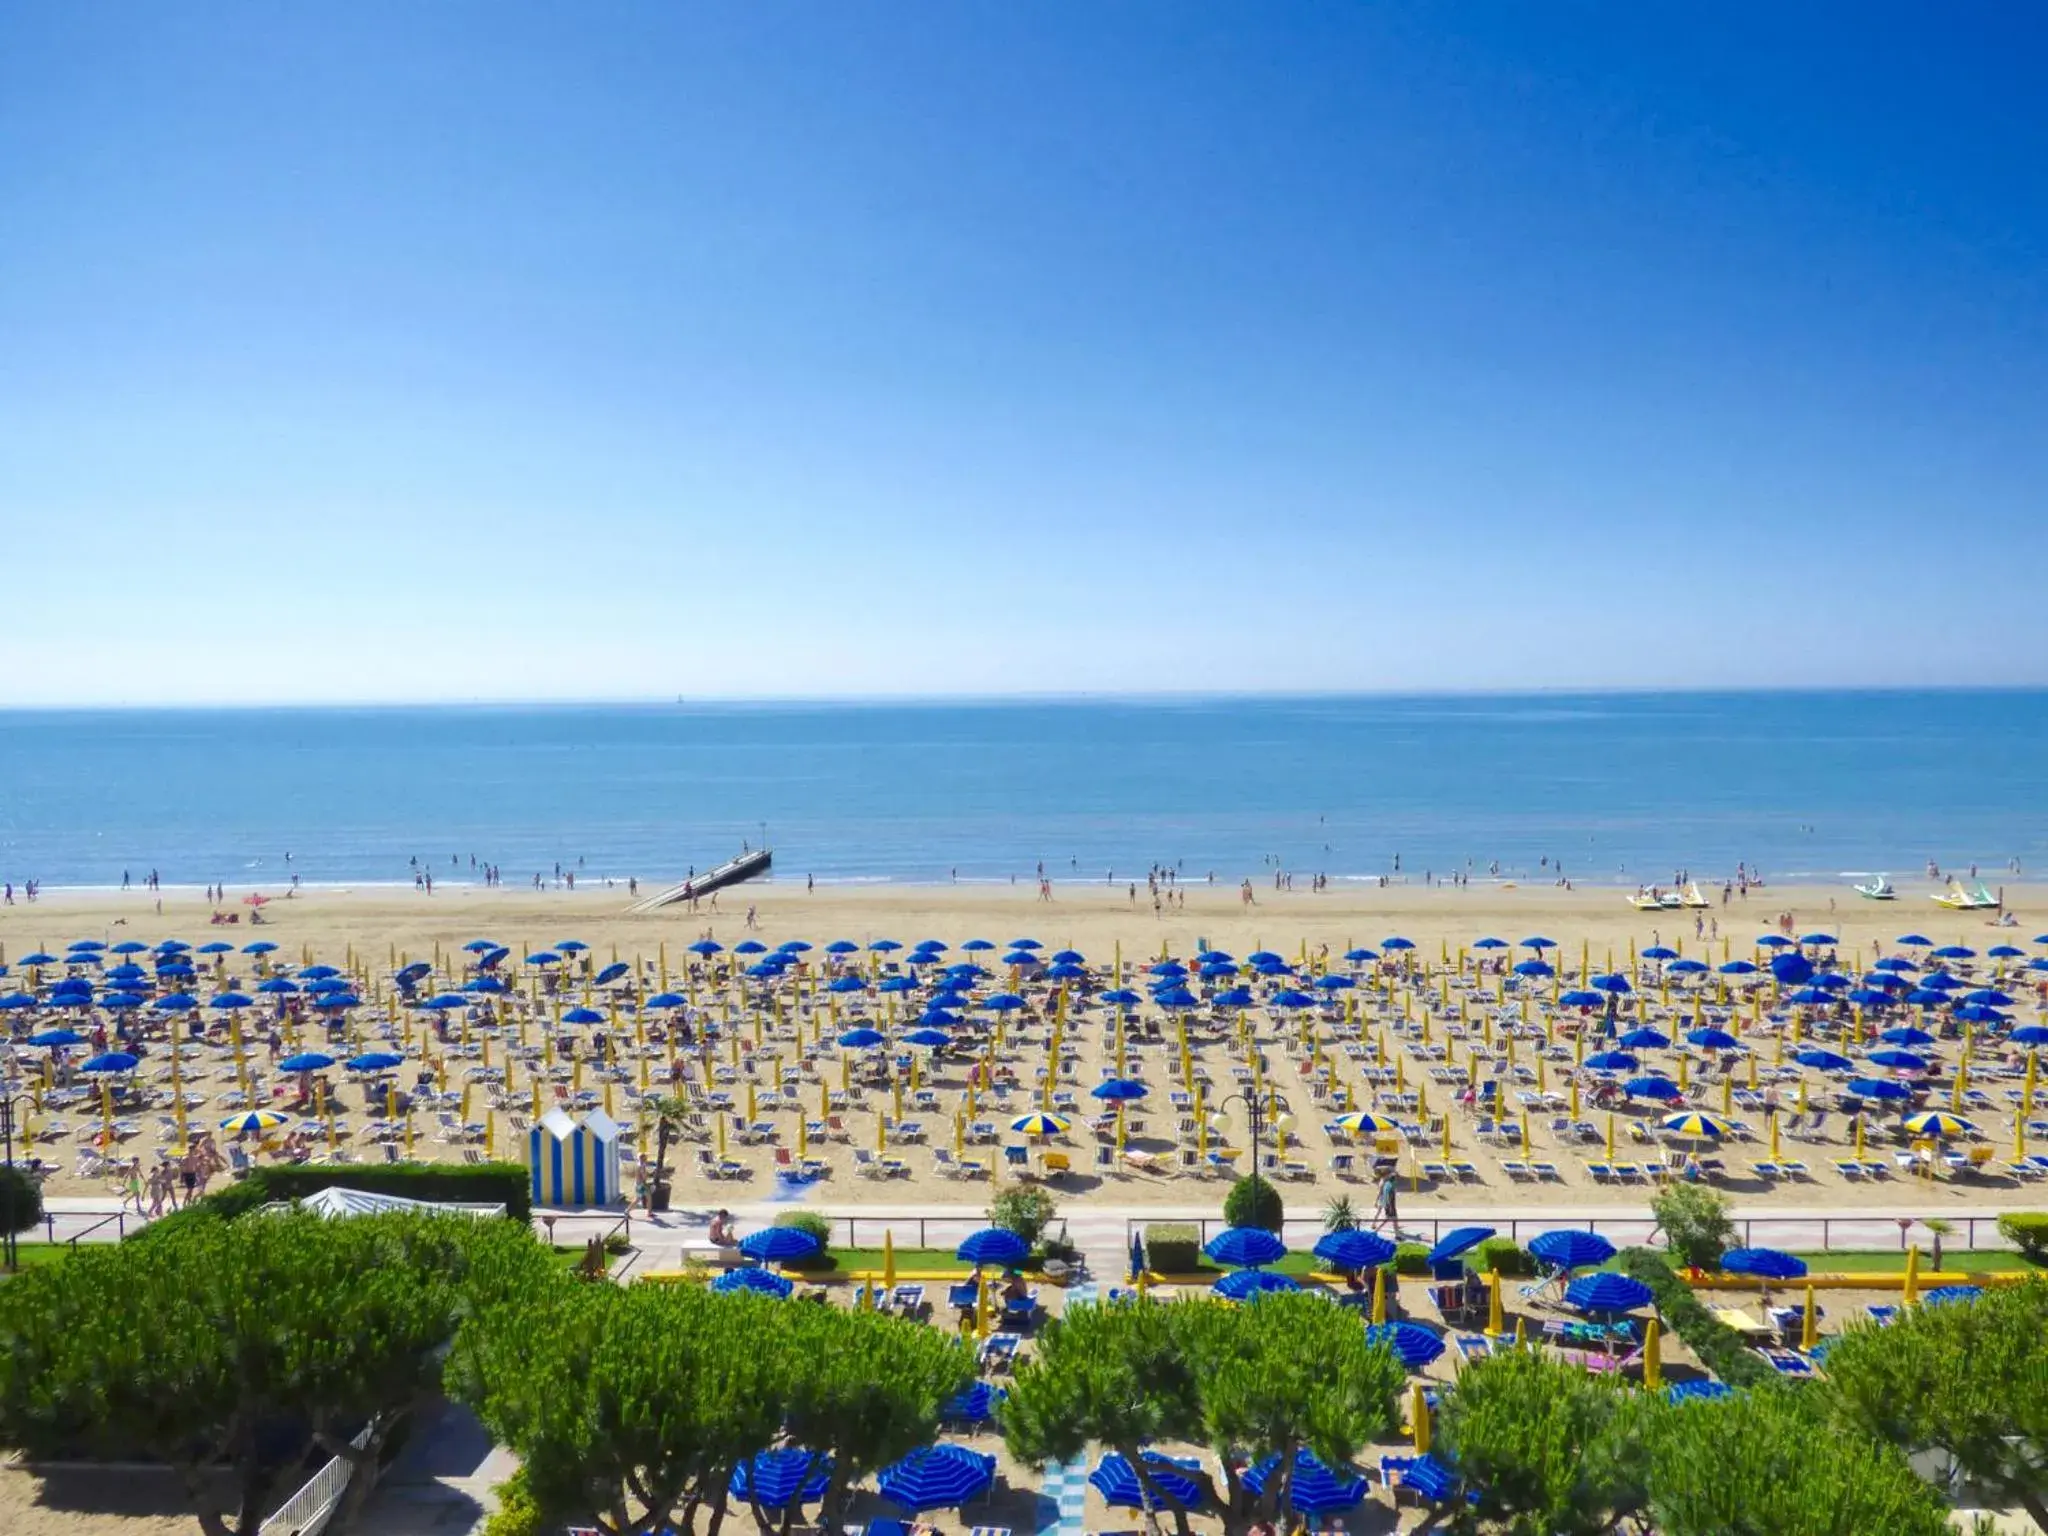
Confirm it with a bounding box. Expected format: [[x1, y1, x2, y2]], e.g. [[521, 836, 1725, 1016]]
[[260, 1422, 377, 1536]]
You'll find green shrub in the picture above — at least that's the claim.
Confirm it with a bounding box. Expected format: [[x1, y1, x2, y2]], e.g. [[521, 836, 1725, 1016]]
[[1223, 1175, 1284, 1232], [603, 1231, 632, 1256], [772, 1210, 833, 1269], [1145, 1223, 1202, 1273], [1651, 1182, 1735, 1271], [1476, 1238, 1533, 1277], [129, 1161, 530, 1243], [0, 1165, 44, 1239], [1393, 1242, 1433, 1276], [480, 1468, 546, 1536], [1997, 1212, 2048, 1263], [1617, 1247, 1773, 1388], [989, 1186, 1059, 1245]]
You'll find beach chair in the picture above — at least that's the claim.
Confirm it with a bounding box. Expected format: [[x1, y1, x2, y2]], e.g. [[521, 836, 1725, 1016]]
[[1587, 1162, 1617, 1183], [1501, 1161, 1533, 1180], [1749, 1161, 1781, 1181], [1327, 1152, 1356, 1179], [1833, 1159, 1864, 1180], [1611, 1163, 1645, 1183], [1452, 1333, 1493, 1364], [853, 1149, 890, 1179], [1754, 1347, 1817, 1378], [1530, 1161, 1562, 1181]]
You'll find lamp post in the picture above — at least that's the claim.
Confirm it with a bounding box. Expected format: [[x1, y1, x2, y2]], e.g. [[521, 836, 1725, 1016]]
[[0, 1093, 25, 1271], [1218, 1089, 1268, 1212]]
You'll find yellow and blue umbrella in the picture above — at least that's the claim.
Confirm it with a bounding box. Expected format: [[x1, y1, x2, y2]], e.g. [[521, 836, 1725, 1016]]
[[1901, 1110, 1974, 1138], [1329, 1111, 1401, 1136], [1009, 1112, 1071, 1136], [219, 1110, 291, 1133], [1659, 1111, 1733, 1139]]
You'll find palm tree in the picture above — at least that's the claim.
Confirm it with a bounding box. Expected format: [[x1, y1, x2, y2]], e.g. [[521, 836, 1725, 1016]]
[[1323, 1194, 1360, 1232], [1922, 1216, 1954, 1273], [643, 1093, 693, 1210]]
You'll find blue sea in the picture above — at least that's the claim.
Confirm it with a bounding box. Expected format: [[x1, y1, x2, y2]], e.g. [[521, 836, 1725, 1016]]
[[0, 692, 2042, 890]]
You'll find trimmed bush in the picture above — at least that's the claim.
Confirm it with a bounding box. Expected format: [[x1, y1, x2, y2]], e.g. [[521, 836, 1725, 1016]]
[[1145, 1223, 1202, 1274], [132, 1161, 530, 1241], [1223, 1175, 1284, 1232], [0, 1165, 45, 1240], [774, 1210, 834, 1268], [1617, 1247, 1773, 1388], [1476, 1238, 1533, 1277], [1997, 1212, 2048, 1263], [1393, 1242, 1433, 1277]]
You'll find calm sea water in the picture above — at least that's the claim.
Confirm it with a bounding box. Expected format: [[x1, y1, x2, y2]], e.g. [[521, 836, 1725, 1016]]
[[0, 693, 2041, 890]]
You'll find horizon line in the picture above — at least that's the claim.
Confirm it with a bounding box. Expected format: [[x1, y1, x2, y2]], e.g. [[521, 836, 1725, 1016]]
[[2, 682, 2046, 713]]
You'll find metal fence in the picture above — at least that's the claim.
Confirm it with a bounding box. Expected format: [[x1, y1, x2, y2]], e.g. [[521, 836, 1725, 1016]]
[[1121, 1211, 2022, 1254], [259, 1423, 376, 1536]]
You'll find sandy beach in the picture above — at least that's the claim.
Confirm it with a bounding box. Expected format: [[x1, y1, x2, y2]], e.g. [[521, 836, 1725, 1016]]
[[3, 878, 2042, 1214]]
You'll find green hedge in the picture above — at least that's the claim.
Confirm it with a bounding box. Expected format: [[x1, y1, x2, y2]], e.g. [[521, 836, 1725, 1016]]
[[133, 1162, 530, 1240], [1393, 1242, 1433, 1276], [1617, 1248, 1773, 1388], [1224, 1176, 1284, 1232], [1476, 1238, 1533, 1277], [1145, 1223, 1201, 1273], [1997, 1213, 2048, 1262], [775, 1210, 835, 1268]]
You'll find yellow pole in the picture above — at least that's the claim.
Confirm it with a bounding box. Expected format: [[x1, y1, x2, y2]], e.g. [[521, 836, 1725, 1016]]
[[1800, 1284, 1819, 1351], [1487, 1271, 1504, 1336], [1643, 1317, 1662, 1390], [1371, 1263, 1387, 1325], [1902, 1244, 1920, 1305], [883, 1230, 896, 1288], [1409, 1380, 1430, 1452]]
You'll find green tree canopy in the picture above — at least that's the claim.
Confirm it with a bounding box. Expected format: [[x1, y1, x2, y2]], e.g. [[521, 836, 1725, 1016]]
[[450, 1281, 973, 1536], [1002, 1294, 1402, 1536], [0, 1208, 550, 1536], [1821, 1279, 2048, 1530], [1645, 1383, 1952, 1536], [1649, 1181, 1736, 1271], [1435, 1344, 1648, 1535]]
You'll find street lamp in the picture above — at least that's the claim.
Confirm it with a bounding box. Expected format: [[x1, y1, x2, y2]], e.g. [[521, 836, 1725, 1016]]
[[0, 1092, 27, 1271], [1216, 1089, 1268, 1207]]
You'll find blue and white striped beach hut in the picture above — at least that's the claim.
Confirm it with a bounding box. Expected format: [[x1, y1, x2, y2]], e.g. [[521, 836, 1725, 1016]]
[[528, 1107, 624, 1208]]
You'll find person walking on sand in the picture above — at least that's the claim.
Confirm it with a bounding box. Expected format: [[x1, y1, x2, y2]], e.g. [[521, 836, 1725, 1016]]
[[1372, 1171, 1399, 1236]]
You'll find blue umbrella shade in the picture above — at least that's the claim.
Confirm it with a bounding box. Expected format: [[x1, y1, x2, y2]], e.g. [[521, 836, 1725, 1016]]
[[739, 1226, 824, 1263], [902, 1029, 953, 1048], [28, 1028, 85, 1047], [1687, 1028, 1741, 1050], [1529, 1230, 1617, 1270], [1624, 1077, 1683, 1101], [1242, 1450, 1368, 1515], [1846, 1078, 1914, 1101], [711, 1266, 794, 1298], [1213, 1269, 1301, 1300], [280, 1052, 336, 1072], [878, 1446, 997, 1512], [1559, 990, 1607, 1008], [1204, 1226, 1288, 1267], [838, 1028, 886, 1049], [1923, 1285, 1983, 1307], [1313, 1229, 1397, 1270], [956, 1228, 1031, 1266], [1364, 1321, 1447, 1370], [79, 1052, 139, 1074], [1090, 1078, 1149, 1101], [1565, 1272, 1653, 1314], [1721, 1248, 1808, 1281], [1666, 1379, 1734, 1404], [941, 1381, 1007, 1423], [731, 1450, 832, 1508], [1426, 1226, 1496, 1266], [1618, 1028, 1672, 1050], [346, 1052, 403, 1073], [1794, 1050, 1855, 1072], [1090, 1453, 1206, 1510], [1583, 1051, 1639, 1073]]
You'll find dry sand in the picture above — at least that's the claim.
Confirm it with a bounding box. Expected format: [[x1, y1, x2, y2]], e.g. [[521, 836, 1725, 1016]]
[[3, 880, 2041, 1212]]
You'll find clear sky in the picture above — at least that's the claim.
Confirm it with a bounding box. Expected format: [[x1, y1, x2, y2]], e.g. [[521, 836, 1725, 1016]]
[[2, 4, 2043, 704]]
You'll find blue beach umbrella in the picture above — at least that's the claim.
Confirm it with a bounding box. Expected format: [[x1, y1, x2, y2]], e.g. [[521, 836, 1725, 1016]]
[[730, 1450, 832, 1509], [837, 1027, 885, 1049], [1642, 945, 1679, 961], [29, 1028, 86, 1046], [1210, 986, 1254, 1008], [346, 1052, 403, 1072], [562, 1007, 606, 1025], [1932, 945, 1977, 960], [1686, 1028, 1741, 1050], [256, 977, 299, 995], [1799, 933, 1838, 947], [1513, 960, 1554, 978], [209, 992, 255, 1010], [1204, 1227, 1288, 1267], [1794, 1049, 1856, 1072], [1667, 1379, 1735, 1403], [1529, 1230, 1616, 1271], [942, 1382, 1006, 1423], [739, 1226, 824, 1264], [902, 1028, 952, 1048], [1242, 1450, 1368, 1514], [1717, 960, 1758, 975], [280, 1052, 336, 1072], [1847, 1078, 1914, 1101], [1091, 1078, 1148, 1102], [1472, 937, 1507, 950], [1213, 1268, 1300, 1300], [1565, 1272, 1653, 1315], [1619, 1028, 1671, 1050], [1591, 973, 1632, 993], [1313, 1230, 1396, 1270], [1624, 1077, 1683, 1101], [879, 1446, 996, 1512], [1879, 1026, 1936, 1047], [79, 1052, 139, 1074], [1722, 1248, 1808, 1280], [1558, 989, 1605, 1008], [1364, 1321, 1447, 1370], [712, 1266, 794, 1298], [1382, 937, 1416, 951], [1583, 1051, 1639, 1073], [956, 1228, 1030, 1266], [1868, 1049, 1929, 1071], [2009, 1025, 2048, 1046], [1090, 1453, 1205, 1511], [1426, 1226, 1495, 1266]]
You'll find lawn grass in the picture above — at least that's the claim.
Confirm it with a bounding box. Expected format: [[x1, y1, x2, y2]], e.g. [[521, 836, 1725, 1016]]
[[803, 1247, 971, 1276], [1788, 1248, 2042, 1274], [0, 1242, 76, 1272]]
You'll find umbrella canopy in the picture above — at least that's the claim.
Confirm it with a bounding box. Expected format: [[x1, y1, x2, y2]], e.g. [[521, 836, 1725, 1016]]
[[1667, 1379, 1735, 1403], [1879, 1027, 1937, 1047], [1312, 1229, 1397, 1270], [1722, 1248, 1807, 1281], [711, 1266, 794, 1298], [1008, 1113, 1071, 1136], [1583, 1051, 1640, 1073], [1242, 1450, 1368, 1514], [28, 1028, 86, 1047], [1426, 1226, 1496, 1266], [1204, 1227, 1288, 1267], [878, 1446, 997, 1512], [1618, 1028, 1672, 1050], [1795, 1049, 1856, 1072], [1900, 1110, 1973, 1138], [1529, 1230, 1616, 1270], [220, 1110, 292, 1133], [1868, 1049, 1929, 1072], [79, 1052, 139, 1074], [346, 1052, 403, 1073], [1089, 1453, 1206, 1510], [902, 1029, 952, 1048], [942, 1382, 1006, 1423], [1846, 1078, 1914, 1102], [2010, 1025, 2048, 1047], [730, 1450, 832, 1509], [1642, 945, 1679, 961], [1328, 1110, 1401, 1136], [1565, 1272, 1653, 1314], [1212, 1269, 1300, 1300], [1559, 990, 1607, 1008], [1591, 973, 1633, 993], [1512, 960, 1554, 978], [1624, 1077, 1683, 1101], [1923, 1285, 1983, 1307], [1090, 1078, 1149, 1102], [837, 1028, 886, 1049], [956, 1228, 1030, 1266], [1660, 1112, 1734, 1139], [739, 1226, 824, 1264], [1686, 1028, 1740, 1050], [1363, 1321, 1447, 1370], [279, 1052, 336, 1072]]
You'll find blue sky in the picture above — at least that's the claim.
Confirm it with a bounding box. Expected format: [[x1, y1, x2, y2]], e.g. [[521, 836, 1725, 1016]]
[[2, 4, 2043, 703]]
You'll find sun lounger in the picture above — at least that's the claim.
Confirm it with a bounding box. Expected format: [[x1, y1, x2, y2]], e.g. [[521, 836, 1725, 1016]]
[[1754, 1347, 1818, 1377], [1380, 1452, 1459, 1507]]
